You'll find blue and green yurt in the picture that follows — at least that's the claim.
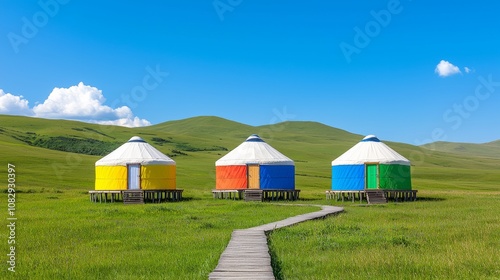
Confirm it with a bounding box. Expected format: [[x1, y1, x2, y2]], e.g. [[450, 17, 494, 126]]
[[331, 135, 412, 191]]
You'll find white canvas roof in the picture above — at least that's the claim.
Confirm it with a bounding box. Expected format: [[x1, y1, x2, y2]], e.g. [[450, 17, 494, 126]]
[[215, 134, 294, 166], [95, 136, 175, 166], [331, 135, 410, 166]]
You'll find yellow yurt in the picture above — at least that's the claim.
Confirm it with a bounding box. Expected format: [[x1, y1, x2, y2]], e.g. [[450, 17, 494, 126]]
[[95, 136, 176, 190]]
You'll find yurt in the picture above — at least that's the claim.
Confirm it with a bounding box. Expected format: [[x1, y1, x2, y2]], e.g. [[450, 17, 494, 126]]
[[95, 136, 176, 190], [216, 134, 295, 190], [331, 135, 411, 191]]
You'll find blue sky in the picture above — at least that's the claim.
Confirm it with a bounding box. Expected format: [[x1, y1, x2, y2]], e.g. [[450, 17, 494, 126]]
[[1, 0, 499, 144]]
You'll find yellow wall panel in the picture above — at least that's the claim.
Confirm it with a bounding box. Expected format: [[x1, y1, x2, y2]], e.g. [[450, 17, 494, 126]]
[[95, 165, 176, 190], [140, 165, 176, 190], [95, 166, 127, 190]]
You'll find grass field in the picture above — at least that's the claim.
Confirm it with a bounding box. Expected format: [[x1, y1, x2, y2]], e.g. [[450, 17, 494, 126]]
[[0, 115, 499, 279], [270, 190, 500, 279], [1, 190, 318, 279]]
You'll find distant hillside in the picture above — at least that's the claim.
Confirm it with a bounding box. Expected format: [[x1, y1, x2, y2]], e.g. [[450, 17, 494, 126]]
[[2, 115, 498, 163], [421, 140, 500, 159], [0, 115, 240, 157], [486, 140, 500, 147], [1, 114, 499, 191]]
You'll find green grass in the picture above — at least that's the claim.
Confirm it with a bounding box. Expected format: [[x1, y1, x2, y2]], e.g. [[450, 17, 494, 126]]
[[0, 190, 317, 279], [0, 115, 499, 279], [269, 190, 500, 279]]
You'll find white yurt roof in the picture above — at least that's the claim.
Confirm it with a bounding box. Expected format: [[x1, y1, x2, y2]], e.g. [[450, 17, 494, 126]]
[[331, 135, 410, 166], [96, 136, 175, 166], [216, 134, 294, 166]]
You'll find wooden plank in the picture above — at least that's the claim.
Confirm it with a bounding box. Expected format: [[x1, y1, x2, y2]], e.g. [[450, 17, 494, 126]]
[[244, 190, 263, 201], [209, 271, 275, 279], [366, 190, 387, 204], [122, 190, 144, 204], [214, 265, 272, 270]]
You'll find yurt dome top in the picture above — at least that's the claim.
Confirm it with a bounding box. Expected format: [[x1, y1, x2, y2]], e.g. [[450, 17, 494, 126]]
[[331, 135, 410, 166], [361, 135, 380, 142], [215, 134, 294, 166], [95, 136, 175, 166]]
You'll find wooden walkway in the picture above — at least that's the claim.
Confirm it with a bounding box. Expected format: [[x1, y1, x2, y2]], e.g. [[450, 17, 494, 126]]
[[209, 205, 344, 279]]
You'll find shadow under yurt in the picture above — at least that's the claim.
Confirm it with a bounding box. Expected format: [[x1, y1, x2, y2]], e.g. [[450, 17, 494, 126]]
[[89, 136, 183, 204], [326, 135, 417, 204], [213, 134, 300, 201]]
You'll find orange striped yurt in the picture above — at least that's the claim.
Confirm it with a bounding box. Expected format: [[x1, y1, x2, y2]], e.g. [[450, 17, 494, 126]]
[[215, 134, 295, 190]]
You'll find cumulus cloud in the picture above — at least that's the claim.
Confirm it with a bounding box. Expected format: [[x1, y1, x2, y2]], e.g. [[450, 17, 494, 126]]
[[435, 60, 461, 77], [0, 89, 32, 115], [95, 116, 151, 127], [464, 67, 472, 73], [1, 83, 150, 127]]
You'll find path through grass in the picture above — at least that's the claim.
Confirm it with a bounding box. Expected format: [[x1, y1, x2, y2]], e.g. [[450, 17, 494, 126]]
[[0, 190, 317, 279], [269, 190, 500, 279]]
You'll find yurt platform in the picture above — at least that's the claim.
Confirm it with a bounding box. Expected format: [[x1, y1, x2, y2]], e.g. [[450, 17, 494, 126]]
[[89, 190, 183, 203], [325, 190, 418, 203], [212, 189, 301, 202]]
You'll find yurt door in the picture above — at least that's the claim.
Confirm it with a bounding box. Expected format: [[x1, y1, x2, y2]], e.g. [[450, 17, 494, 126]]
[[127, 164, 141, 190], [247, 164, 260, 189], [365, 164, 378, 189]]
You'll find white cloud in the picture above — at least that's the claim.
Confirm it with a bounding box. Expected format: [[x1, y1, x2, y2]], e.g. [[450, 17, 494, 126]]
[[464, 67, 472, 73], [32, 82, 151, 127], [95, 116, 152, 127], [435, 60, 461, 77], [0, 89, 32, 115], [1, 83, 150, 127], [33, 82, 110, 119]]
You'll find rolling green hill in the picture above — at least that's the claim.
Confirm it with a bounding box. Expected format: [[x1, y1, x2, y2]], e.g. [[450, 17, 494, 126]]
[[0, 114, 499, 192], [421, 140, 500, 159], [1, 114, 499, 279]]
